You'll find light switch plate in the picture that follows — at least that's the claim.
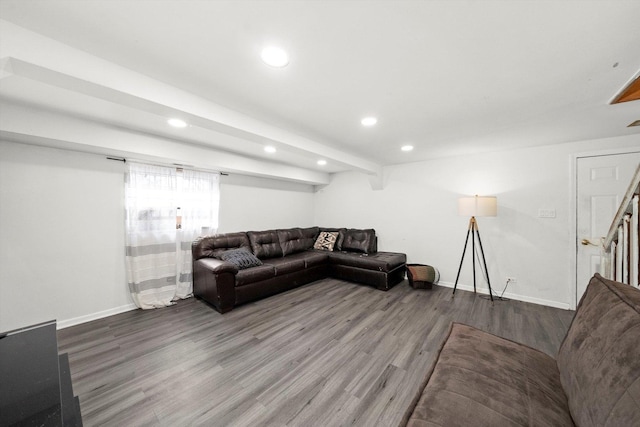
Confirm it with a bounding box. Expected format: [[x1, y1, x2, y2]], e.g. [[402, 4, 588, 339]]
[[538, 209, 556, 218]]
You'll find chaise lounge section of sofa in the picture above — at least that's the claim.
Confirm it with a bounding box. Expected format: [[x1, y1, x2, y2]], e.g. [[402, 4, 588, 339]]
[[192, 226, 407, 313], [402, 273, 640, 426]]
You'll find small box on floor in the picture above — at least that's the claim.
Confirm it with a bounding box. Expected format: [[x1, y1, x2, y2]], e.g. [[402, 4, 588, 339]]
[[406, 264, 439, 289]]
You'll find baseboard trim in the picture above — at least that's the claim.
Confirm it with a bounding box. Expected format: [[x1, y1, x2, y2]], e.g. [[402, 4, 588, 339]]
[[57, 303, 138, 329], [436, 281, 572, 311], [56, 282, 571, 329]]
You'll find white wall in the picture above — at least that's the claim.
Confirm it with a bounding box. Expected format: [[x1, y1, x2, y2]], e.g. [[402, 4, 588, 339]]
[[219, 174, 315, 233], [314, 135, 640, 309], [0, 141, 316, 331], [0, 141, 131, 331]]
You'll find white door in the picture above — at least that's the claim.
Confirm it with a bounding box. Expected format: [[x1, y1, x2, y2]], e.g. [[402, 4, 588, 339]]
[[576, 152, 640, 305]]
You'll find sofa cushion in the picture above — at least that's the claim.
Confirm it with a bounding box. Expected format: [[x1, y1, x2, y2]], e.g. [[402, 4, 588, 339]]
[[327, 251, 406, 273], [313, 231, 338, 251], [247, 230, 283, 259], [192, 232, 251, 260], [341, 228, 376, 253], [264, 257, 306, 275], [319, 227, 346, 251], [278, 227, 319, 256], [235, 264, 276, 287], [407, 323, 574, 427], [299, 250, 330, 268], [557, 273, 640, 427], [219, 248, 263, 270]]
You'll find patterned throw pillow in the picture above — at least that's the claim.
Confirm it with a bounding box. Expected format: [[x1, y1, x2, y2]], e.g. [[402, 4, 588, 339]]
[[314, 231, 338, 251], [219, 248, 263, 270]]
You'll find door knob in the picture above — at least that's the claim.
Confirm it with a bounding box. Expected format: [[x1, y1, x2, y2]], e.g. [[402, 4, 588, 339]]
[[581, 238, 602, 246]]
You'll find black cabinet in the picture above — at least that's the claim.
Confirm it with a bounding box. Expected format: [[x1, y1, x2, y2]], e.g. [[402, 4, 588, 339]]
[[0, 320, 82, 426]]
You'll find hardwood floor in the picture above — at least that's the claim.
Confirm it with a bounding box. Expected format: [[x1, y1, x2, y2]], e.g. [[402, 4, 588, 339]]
[[57, 279, 575, 426]]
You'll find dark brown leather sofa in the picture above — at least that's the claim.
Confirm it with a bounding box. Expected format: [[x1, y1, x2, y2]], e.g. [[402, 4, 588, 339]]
[[192, 226, 407, 313], [402, 273, 640, 426]]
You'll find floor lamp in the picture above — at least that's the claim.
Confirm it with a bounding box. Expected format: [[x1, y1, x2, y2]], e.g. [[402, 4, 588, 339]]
[[452, 195, 497, 301]]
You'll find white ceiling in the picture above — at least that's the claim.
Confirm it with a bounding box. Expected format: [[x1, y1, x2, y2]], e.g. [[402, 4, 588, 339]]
[[1, 0, 639, 177]]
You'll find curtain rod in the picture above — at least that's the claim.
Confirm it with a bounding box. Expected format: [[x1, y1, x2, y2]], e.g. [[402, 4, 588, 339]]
[[106, 156, 228, 175]]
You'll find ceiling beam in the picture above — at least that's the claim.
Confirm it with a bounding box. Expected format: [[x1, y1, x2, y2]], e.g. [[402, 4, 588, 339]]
[[0, 20, 382, 177], [0, 103, 330, 185]]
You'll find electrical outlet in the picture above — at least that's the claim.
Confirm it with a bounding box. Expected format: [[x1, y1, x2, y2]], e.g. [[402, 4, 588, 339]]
[[506, 276, 517, 283]]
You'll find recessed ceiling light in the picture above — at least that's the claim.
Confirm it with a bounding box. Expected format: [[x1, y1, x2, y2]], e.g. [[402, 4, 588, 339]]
[[401, 145, 414, 152], [264, 146, 277, 153], [168, 118, 187, 128], [261, 46, 289, 68], [317, 160, 327, 166], [361, 117, 378, 126]]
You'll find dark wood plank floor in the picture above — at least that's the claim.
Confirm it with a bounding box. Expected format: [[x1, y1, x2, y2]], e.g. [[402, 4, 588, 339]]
[[57, 279, 575, 427]]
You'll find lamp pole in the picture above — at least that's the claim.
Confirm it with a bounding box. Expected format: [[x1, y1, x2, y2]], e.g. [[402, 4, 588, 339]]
[[452, 216, 494, 302]]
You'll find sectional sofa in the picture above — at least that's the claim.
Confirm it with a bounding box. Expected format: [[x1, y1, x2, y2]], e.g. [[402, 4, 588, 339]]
[[192, 226, 407, 313]]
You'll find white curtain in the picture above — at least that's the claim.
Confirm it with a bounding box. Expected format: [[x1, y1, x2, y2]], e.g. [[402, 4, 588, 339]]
[[177, 169, 220, 298], [124, 162, 220, 309], [125, 163, 178, 309]]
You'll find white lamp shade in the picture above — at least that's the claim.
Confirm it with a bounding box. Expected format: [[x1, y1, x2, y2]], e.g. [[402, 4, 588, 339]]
[[458, 196, 497, 217]]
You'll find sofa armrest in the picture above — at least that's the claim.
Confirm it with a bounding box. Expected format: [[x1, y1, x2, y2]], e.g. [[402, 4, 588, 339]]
[[196, 258, 239, 275], [193, 258, 237, 313]]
